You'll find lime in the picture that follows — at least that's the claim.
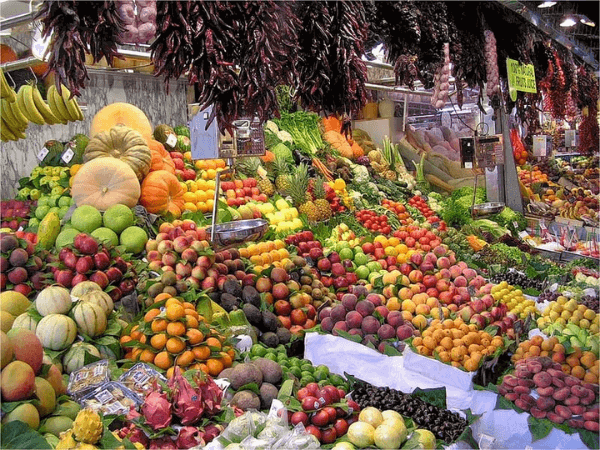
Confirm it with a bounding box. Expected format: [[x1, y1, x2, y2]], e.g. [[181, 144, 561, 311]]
[[55, 228, 80, 250], [119, 226, 148, 254], [289, 366, 302, 378], [37, 197, 49, 207], [58, 196, 71, 208], [35, 205, 50, 220], [46, 195, 60, 207], [103, 204, 135, 234], [250, 344, 267, 358], [71, 205, 102, 233], [264, 353, 277, 362], [91, 227, 119, 247]]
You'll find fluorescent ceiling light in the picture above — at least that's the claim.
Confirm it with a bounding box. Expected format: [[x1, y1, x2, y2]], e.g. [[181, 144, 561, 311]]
[[560, 16, 577, 27], [580, 15, 596, 27], [538, 2, 557, 8]]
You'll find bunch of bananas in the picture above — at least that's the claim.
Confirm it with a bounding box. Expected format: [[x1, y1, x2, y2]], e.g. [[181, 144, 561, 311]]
[[0, 76, 83, 142]]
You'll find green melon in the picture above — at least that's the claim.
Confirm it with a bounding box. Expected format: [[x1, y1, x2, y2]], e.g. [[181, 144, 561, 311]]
[[70, 205, 102, 233], [102, 204, 135, 234], [55, 228, 80, 250], [91, 227, 119, 247]]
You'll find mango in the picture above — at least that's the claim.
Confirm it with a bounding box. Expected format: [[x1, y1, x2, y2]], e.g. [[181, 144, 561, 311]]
[[1, 360, 36, 401], [0, 290, 31, 316], [34, 377, 56, 417], [7, 328, 44, 374], [1, 403, 40, 429], [39, 416, 74, 437], [53, 400, 80, 420], [0, 310, 15, 333], [43, 363, 67, 396], [0, 330, 14, 369]]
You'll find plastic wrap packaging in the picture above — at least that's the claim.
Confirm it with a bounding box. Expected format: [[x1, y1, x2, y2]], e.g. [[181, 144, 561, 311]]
[[67, 360, 110, 400], [119, 363, 167, 398], [218, 411, 268, 445], [79, 381, 142, 415]]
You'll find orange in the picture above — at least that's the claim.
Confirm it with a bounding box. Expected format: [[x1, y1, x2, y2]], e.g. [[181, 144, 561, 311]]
[[219, 352, 233, 368], [139, 349, 156, 364], [176, 350, 195, 367], [166, 337, 186, 354], [154, 351, 173, 369], [205, 337, 222, 350], [186, 328, 204, 345], [155, 292, 172, 303], [152, 318, 168, 333], [120, 335, 132, 345], [166, 304, 185, 321], [150, 333, 168, 350], [185, 315, 199, 329], [132, 348, 142, 361], [165, 297, 182, 308], [167, 321, 186, 337], [144, 308, 161, 323], [206, 358, 224, 376], [182, 302, 195, 310], [192, 346, 211, 361]]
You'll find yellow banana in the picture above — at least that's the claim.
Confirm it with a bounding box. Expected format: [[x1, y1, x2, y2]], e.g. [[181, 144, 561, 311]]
[[1, 99, 21, 131], [18, 85, 44, 125], [31, 85, 60, 125], [47, 85, 70, 123], [0, 69, 16, 102], [8, 98, 29, 129], [58, 84, 79, 121], [69, 96, 84, 121], [3, 112, 25, 139], [1, 117, 18, 140]]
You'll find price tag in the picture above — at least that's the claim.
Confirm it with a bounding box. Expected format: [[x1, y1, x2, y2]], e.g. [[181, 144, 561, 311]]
[[166, 134, 177, 148], [37, 147, 49, 162], [513, 221, 520, 230], [61, 147, 75, 164]]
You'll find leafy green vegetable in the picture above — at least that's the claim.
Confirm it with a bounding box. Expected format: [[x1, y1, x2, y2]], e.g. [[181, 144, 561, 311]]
[[465, 219, 509, 239], [491, 207, 527, 233], [270, 143, 293, 164], [274, 111, 324, 156], [442, 187, 486, 228]]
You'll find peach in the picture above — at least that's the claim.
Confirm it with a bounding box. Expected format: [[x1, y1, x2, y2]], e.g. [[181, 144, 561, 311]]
[[361, 316, 380, 335], [345, 311, 363, 329], [533, 372, 552, 388], [356, 300, 375, 318], [377, 324, 395, 340], [536, 396, 556, 411]]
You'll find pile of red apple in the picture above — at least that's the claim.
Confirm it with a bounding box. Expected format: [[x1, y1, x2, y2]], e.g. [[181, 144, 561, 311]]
[[290, 382, 359, 445], [221, 179, 268, 206], [51, 233, 138, 302], [169, 152, 196, 181], [319, 289, 419, 353], [0, 233, 46, 297], [312, 250, 358, 290], [355, 210, 391, 235], [284, 231, 323, 259], [1, 200, 35, 230], [408, 196, 442, 225]]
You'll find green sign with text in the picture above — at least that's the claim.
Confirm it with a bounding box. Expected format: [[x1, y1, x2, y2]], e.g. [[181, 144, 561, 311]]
[[506, 58, 537, 101]]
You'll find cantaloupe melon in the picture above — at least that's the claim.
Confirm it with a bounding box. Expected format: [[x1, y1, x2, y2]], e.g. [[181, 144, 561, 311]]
[[90, 102, 152, 139]]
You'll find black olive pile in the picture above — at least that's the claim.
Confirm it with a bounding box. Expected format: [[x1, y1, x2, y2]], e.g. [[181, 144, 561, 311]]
[[351, 384, 468, 443], [490, 271, 544, 291], [536, 289, 560, 304], [580, 295, 599, 313]]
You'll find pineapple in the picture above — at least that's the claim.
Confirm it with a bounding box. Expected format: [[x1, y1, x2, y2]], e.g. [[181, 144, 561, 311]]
[[273, 156, 291, 195], [72, 409, 103, 444], [314, 177, 332, 221], [289, 164, 319, 223], [256, 165, 275, 196]]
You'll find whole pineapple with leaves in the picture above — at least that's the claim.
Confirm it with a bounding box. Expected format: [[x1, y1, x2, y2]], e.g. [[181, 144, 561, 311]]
[[256, 165, 275, 196], [314, 176, 332, 221], [289, 164, 319, 223], [273, 156, 292, 195]]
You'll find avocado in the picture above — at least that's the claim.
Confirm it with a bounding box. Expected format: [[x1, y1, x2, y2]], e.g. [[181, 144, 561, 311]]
[[223, 279, 243, 298], [242, 285, 261, 308], [261, 310, 278, 332], [242, 304, 262, 327], [220, 293, 240, 312], [276, 327, 292, 345], [259, 331, 279, 348]]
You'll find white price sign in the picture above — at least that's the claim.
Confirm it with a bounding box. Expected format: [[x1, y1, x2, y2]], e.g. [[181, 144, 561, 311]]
[[61, 148, 75, 164], [37, 147, 49, 162], [166, 134, 177, 148]]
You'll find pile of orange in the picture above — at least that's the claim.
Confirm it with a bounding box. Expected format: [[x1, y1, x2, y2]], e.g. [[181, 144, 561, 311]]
[[120, 293, 235, 378], [180, 179, 216, 213], [511, 335, 598, 384], [413, 317, 505, 372], [239, 240, 292, 273]]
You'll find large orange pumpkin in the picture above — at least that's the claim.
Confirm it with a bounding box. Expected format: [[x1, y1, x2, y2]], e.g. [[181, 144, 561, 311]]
[[90, 102, 153, 139], [139, 170, 185, 217], [147, 139, 175, 174]]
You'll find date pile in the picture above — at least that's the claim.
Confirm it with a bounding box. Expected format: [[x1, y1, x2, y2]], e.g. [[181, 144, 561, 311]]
[[498, 356, 599, 431]]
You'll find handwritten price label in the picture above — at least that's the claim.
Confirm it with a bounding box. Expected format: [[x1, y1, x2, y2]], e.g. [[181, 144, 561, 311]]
[[37, 147, 49, 161]]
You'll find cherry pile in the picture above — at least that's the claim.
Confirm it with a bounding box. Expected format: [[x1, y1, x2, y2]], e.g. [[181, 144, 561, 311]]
[[354, 210, 391, 235]]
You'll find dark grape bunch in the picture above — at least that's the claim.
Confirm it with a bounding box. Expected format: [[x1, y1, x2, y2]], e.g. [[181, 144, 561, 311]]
[[537, 290, 560, 304], [580, 295, 599, 313], [351, 384, 468, 443], [490, 271, 544, 292]]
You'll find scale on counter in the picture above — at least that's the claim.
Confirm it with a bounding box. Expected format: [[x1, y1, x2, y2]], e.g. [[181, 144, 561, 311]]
[[190, 106, 269, 249], [460, 131, 506, 218]]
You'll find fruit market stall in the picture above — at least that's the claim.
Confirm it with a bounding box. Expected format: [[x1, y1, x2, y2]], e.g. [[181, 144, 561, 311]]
[[1, 1, 599, 450]]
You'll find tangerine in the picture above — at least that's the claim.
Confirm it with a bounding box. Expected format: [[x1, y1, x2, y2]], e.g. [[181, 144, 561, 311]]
[[152, 318, 168, 333], [144, 308, 161, 323], [192, 346, 211, 361], [206, 359, 224, 376], [150, 333, 167, 350], [166, 303, 185, 321], [186, 328, 204, 345], [205, 337, 222, 350], [166, 337, 186, 354], [155, 292, 172, 303], [185, 315, 199, 329], [176, 350, 195, 367], [139, 349, 156, 364], [167, 321, 186, 337], [154, 351, 173, 369]]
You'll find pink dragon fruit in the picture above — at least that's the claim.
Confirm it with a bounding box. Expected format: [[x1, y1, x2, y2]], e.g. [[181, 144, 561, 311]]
[[195, 373, 223, 416], [202, 423, 224, 443], [118, 424, 149, 448], [141, 391, 172, 430], [176, 426, 205, 449], [169, 367, 203, 425], [149, 436, 177, 450], [126, 406, 141, 421]]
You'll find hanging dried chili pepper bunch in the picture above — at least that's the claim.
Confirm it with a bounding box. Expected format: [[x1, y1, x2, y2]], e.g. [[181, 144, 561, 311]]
[[576, 65, 599, 155], [538, 48, 568, 119], [294, 0, 369, 119], [413, 1, 449, 89], [38, 0, 124, 96]]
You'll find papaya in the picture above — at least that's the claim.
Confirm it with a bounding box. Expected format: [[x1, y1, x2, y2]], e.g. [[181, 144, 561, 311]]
[[37, 212, 61, 250]]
